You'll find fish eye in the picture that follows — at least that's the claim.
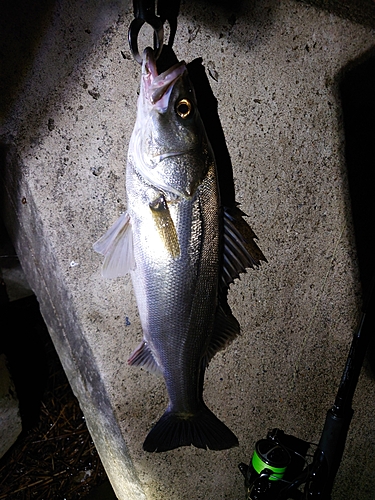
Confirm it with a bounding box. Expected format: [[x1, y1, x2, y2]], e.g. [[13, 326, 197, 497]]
[[176, 99, 192, 119]]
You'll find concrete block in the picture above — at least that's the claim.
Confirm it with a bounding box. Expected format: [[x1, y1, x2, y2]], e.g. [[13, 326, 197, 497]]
[[0, 354, 22, 459], [1, 1, 374, 498]]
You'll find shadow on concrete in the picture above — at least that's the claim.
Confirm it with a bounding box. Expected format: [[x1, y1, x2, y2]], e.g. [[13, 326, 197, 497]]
[[298, 0, 375, 28], [0, 0, 57, 119], [340, 49, 375, 373], [0, 0, 127, 143], [189, 57, 237, 208]]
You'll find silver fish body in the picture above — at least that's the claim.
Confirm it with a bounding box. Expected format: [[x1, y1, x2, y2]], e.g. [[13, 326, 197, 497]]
[[94, 49, 265, 452]]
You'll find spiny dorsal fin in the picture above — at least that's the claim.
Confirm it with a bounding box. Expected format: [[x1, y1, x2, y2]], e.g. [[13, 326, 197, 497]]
[[203, 206, 267, 363], [221, 206, 267, 290], [93, 212, 135, 278]]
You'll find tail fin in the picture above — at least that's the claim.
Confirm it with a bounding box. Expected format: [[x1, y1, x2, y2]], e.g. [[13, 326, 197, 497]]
[[143, 405, 238, 452]]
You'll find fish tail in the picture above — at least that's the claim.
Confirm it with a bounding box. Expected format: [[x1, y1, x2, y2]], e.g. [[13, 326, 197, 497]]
[[143, 404, 239, 452]]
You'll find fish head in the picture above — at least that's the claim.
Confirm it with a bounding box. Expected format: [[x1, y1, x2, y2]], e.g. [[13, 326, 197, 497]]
[[130, 48, 212, 200]]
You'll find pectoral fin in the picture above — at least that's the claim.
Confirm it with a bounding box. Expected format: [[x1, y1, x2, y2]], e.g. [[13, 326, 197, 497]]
[[149, 195, 180, 258], [93, 212, 135, 278]]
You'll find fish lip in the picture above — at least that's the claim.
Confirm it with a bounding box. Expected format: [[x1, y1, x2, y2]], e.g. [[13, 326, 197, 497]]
[[142, 47, 186, 107]]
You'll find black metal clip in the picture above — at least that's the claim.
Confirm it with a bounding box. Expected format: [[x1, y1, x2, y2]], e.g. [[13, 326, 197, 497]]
[[128, 0, 180, 64]]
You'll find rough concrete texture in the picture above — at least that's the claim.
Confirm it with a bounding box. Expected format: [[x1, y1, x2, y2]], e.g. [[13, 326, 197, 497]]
[[1, 1, 375, 498], [0, 354, 22, 459]]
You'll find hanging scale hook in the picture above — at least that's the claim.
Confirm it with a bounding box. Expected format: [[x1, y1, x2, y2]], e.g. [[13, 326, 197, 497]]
[[128, 0, 180, 64]]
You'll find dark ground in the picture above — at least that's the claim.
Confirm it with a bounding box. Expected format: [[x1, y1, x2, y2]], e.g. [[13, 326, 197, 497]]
[[0, 277, 117, 500]]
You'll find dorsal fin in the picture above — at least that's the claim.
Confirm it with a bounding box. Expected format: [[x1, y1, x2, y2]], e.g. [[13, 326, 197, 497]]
[[221, 205, 267, 290], [203, 304, 240, 367], [203, 205, 267, 364]]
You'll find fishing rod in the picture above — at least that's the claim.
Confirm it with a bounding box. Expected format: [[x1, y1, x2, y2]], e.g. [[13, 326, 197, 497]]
[[239, 271, 375, 499]]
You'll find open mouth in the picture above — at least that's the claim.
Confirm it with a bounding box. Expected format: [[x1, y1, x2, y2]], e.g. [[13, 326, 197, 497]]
[[142, 47, 186, 111]]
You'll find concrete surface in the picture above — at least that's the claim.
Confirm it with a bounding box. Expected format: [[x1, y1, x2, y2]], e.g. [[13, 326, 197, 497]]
[[1, 0, 375, 498], [0, 354, 22, 459]]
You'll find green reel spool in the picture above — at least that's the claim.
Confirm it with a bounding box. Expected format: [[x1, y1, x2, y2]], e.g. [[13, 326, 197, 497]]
[[251, 439, 290, 481]]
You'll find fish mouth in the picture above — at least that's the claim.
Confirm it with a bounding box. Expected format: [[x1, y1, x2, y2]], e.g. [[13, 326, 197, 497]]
[[142, 47, 186, 111]]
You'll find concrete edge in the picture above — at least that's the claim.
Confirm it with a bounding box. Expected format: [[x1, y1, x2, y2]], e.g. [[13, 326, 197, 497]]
[[0, 144, 146, 500]]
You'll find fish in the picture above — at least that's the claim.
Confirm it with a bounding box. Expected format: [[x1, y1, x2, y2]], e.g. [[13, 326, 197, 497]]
[[93, 48, 266, 452]]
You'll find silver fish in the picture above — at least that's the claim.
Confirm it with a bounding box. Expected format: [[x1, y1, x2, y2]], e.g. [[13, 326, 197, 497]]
[[94, 48, 265, 452]]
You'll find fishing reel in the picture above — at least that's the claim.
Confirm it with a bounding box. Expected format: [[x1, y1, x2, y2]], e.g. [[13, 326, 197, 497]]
[[239, 428, 311, 500]]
